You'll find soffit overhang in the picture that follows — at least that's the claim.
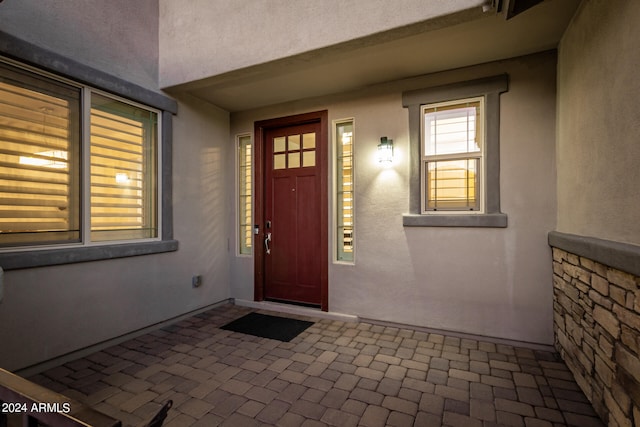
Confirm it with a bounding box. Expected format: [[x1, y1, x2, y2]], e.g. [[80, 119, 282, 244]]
[[165, 0, 580, 112]]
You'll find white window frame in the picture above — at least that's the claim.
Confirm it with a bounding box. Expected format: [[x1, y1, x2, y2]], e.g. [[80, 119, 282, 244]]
[[333, 118, 355, 264], [420, 96, 485, 214], [85, 88, 162, 246], [236, 133, 253, 256], [402, 74, 508, 228]]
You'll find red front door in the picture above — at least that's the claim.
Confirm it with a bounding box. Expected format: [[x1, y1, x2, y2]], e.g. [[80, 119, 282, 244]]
[[254, 112, 328, 310]]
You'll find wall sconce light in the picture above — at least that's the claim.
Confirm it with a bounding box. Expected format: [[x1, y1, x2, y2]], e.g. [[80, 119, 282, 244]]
[[377, 136, 394, 163]]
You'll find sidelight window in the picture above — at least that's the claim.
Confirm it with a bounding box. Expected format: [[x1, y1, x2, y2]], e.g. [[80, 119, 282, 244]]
[[238, 134, 252, 255], [335, 119, 354, 262]]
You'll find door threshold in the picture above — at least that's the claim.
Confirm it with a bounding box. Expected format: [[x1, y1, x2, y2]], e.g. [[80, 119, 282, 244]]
[[234, 299, 358, 323], [265, 298, 320, 309]]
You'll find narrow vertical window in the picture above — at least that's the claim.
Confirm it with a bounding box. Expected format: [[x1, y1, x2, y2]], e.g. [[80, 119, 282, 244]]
[[335, 120, 354, 262], [90, 94, 158, 241], [238, 134, 252, 255]]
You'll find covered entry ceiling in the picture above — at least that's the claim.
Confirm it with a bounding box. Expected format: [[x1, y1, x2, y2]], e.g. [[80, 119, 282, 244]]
[[169, 0, 581, 112]]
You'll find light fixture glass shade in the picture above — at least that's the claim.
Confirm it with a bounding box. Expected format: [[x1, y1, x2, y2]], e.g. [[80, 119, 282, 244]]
[[377, 137, 394, 163]]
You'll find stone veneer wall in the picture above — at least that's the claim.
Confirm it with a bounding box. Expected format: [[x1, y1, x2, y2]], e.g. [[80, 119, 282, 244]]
[[551, 243, 640, 427]]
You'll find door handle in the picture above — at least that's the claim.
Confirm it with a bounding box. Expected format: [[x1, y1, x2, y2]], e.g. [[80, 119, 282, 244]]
[[264, 232, 272, 255]]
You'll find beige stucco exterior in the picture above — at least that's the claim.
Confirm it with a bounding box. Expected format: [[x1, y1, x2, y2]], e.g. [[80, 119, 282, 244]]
[[557, 0, 640, 246], [0, 0, 234, 371], [230, 51, 558, 344], [0, 93, 232, 371], [158, 0, 485, 89], [0, 0, 160, 91], [0, 0, 636, 376]]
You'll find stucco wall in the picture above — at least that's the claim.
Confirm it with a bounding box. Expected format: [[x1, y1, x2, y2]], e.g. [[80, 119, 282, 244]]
[[0, 0, 159, 91], [0, 3, 233, 371], [0, 96, 231, 374], [158, 0, 484, 88], [556, 0, 640, 246], [230, 51, 558, 345], [0, 95, 231, 373]]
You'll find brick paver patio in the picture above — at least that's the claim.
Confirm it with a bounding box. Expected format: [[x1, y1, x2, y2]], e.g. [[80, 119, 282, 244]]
[[29, 303, 604, 427]]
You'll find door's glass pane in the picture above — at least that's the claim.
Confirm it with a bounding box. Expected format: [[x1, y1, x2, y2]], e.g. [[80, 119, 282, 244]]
[[426, 158, 478, 210], [288, 134, 300, 151], [90, 93, 158, 242], [302, 133, 316, 149], [0, 62, 81, 247], [288, 152, 300, 168], [274, 153, 286, 169], [302, 150, 315, 167], [274, 136, 286, 152]]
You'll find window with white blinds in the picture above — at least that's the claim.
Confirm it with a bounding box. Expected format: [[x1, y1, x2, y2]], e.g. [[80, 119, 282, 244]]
[[90, 94, 157, 242], [422, 97, 483, 212], [0, 63, 81, 247], [0, 61, 159, 249], [238, 134, 252, 255], [402, 74, 507, 227], [335, 120, 354, 262]]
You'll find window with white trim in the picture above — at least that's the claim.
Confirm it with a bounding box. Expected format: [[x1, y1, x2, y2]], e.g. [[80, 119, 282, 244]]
[[335, 119, 354, 262], [237, 134, 252, 255], [0, 60, 160, 249], [422, 97, 483, 212], [402, 74, 508, 228], [90, 93, 158, 242]]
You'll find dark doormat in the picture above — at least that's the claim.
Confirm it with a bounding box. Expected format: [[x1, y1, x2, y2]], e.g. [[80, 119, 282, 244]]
[[221, 312, 314, 342]]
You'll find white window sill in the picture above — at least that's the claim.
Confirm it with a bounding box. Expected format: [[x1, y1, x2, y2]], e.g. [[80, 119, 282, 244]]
[[402, 213, 507, 228]]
